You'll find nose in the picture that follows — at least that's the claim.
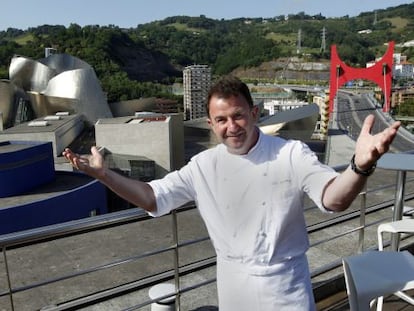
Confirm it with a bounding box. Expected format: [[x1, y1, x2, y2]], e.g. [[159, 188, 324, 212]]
[[227, 118, 239, 132]]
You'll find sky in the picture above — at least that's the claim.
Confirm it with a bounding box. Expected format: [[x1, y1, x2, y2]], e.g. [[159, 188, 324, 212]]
[[0, 0, 412, 31]]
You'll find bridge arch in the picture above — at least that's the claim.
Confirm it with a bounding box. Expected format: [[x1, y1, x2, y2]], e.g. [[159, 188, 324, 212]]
[[329, 41, 394, 113]]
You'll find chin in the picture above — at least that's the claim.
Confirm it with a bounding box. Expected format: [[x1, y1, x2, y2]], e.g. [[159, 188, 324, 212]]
[[226, 145, 248, 155]]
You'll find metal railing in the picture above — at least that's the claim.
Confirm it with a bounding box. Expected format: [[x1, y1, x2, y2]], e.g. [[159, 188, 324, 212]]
[[1, 167, 414, 311]]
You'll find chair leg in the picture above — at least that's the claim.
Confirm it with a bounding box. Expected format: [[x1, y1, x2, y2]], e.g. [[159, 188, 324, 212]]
[[394, 291, 414, 305], [374, 291, 414, 311], [375, 296, 384, 311]]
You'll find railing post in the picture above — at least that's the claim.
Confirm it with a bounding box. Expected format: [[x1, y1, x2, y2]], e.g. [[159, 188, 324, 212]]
[[391, 171, 406, 250], [358, 185, 367, 253], [171, 210, 181, 311], [3, 246, 15, 311]]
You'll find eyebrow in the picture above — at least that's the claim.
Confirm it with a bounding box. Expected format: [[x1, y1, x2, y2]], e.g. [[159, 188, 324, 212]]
[[213, 109, 245, 121]]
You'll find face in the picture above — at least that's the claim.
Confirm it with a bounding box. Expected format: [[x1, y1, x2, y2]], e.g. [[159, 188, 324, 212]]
[[207, 94, 259, 155]]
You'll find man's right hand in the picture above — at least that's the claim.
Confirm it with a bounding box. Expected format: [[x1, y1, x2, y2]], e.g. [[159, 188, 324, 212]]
[[62, 146, 105, 179]]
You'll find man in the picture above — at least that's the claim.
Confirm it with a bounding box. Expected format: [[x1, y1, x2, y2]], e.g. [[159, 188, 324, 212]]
[[63, 76, 400, 310]]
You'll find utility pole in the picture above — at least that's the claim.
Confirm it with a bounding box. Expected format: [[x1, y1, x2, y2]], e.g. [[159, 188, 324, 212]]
[[297, 28, 302, 54], [320, 27, 326, 53]]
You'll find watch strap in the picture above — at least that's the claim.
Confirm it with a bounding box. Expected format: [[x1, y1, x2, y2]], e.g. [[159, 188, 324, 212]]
[[350, 154, 376, 176]]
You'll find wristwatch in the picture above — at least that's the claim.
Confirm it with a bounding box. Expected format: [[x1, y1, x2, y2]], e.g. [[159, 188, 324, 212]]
[[350, 154, 376, 177]]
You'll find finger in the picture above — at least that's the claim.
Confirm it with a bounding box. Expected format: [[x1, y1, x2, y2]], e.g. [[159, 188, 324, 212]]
[[374, 127, 398, 155], [382, 123, 399, 142], [74, 157, 88, 171], [71, 157, 80, 170], [390, 121, 401, 131], [375, 138, 389, 155], [63, 149, 79, 162], [62, 148, 72, 158], [360, 114, 375, 135], [91, 146, 100, 156], [63, 149, 82, 168]]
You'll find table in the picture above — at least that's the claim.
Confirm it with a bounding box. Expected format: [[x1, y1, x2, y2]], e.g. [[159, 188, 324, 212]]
[[377, 153, 414, 250]]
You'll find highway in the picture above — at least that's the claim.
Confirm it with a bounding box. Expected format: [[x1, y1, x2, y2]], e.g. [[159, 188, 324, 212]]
[[334, 91, 414, 153]]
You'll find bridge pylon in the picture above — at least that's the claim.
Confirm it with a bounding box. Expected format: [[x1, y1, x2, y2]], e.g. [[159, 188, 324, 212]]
[[329, 41, 394, 114]]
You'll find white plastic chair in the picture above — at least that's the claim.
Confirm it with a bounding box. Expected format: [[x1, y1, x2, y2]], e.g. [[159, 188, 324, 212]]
[[342, 250, 414, 311], [375, 218, 414, 310], [377, 218, 414, 251]]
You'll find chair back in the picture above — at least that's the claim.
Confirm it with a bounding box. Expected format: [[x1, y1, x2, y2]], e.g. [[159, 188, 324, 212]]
[[342, 251, 414, 311], [342, 257, 365, 311]]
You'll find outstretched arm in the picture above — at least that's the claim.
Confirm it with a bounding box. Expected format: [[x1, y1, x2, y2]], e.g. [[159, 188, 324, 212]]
[[62, 147, 157, 212], [322, 115, 401, 212]]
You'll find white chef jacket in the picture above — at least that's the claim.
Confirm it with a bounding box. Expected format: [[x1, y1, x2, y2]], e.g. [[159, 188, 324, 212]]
[[148, 130, 339, 309]]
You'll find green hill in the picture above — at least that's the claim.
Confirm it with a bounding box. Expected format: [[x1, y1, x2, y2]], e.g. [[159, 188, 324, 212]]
[[1, 3, 414, 102]]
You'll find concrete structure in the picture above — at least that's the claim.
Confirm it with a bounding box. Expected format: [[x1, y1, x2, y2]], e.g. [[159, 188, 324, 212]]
[[95, 113, 185, 178], [109, 98, 181, 117], [0, 113, 84, 157], [263, 98, 308, 115], [312, 93, 330, 138], [0, 171, 107, 235], [258, 103, 319, 140], [183, 65, 211, 120], [0, 141, 55, 197], [0, 140, 107, 235]]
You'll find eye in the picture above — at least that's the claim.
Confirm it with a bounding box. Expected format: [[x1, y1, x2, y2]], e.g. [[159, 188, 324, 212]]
[[215, 117, 226, 124]]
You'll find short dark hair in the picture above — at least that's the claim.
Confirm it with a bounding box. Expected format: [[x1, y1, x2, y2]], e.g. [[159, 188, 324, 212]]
[[206, 76, 253, 117]]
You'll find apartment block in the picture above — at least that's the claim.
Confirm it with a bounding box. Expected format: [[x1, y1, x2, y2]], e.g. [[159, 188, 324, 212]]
[[183, 65, 211, 120]]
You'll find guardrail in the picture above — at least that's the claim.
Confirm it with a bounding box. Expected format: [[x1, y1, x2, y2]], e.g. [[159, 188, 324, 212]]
[[1, 166, 414, 311]]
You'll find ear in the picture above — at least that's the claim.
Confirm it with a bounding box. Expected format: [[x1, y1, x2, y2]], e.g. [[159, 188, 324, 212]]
[[251, 105, 259, 121], [207, 117, 212, 127]]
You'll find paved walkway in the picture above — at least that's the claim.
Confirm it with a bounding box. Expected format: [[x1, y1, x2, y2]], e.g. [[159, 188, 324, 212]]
[[1, 132, 413, 311], [325, 129, 355, 167]]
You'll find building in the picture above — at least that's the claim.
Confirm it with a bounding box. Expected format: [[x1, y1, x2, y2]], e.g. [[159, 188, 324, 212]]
[[0, 51, 188, 228], [393, 63, 414, 80], [0, 140, 107, 234], [263, 99, 308, 115], [183, 65, 211, 120], [2, 53, 113, 129], [312, 94, 330, 138], [0, 112, 84, 157], [95, 113, 185, 179], [109, 98, 182, 117], [368, 53, 414, 81], [391, 88, 414, 112]]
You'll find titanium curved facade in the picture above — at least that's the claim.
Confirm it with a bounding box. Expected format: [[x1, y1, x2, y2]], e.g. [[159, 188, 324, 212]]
[[0, 80, 16, 128], [9, 55, 56, 92], [39, 52, 91, 73], [2, 53, 113, 128]]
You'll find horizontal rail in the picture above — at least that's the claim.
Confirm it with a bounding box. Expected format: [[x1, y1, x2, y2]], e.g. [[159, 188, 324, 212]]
[[0, 204, 196, 249], [1, 167, 414, 310]]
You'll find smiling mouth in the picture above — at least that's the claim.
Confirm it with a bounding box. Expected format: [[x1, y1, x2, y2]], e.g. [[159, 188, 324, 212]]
[[226, 131, 244, 138], [226, 134, 242, 140]]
